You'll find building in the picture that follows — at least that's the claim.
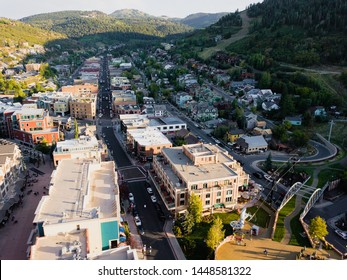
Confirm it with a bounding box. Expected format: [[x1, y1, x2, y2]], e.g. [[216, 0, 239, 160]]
[[227, 128, 245, 143], [30, 159, 127, 260], [70, 94, 96, 120], [151, 143, 249, 216], [126, 127, 172, 161], [284, 116, 302, 126], [112, 91, 137, 106], [114, 105, 141, 115], [10, 107, 59, 146], [244, 112, 258, 130], [119, 115, 187, 135], [111, 77, 131, 90], [0, 143, 24, 201], [61, 84, 98, 95], [149, 117, 187, 134], [53, 135, 105, 166], [236, 135, 268, 154], [25, 63, 41, 72]]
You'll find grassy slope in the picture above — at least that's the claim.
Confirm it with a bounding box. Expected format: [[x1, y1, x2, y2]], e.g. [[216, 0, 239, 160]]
[[0, 18, 65, 46], [199, 10, 250, 60]]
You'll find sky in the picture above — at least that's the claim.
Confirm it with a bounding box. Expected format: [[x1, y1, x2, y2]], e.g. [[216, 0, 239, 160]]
[[1, 0, 259, 20]]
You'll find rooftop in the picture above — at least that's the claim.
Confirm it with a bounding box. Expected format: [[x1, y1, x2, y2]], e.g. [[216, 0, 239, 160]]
[[149, 117, 185, 126], [240, 135, 268, 148], [31, 231, 87, 260], [128, 127, 172, 146], [161, 144, 240, 185], [55, 136, 98, 153], [34, 159, 118, 225]]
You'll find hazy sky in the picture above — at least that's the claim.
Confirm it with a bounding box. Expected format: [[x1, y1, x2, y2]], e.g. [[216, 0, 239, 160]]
[[1, 0, 259, 20]]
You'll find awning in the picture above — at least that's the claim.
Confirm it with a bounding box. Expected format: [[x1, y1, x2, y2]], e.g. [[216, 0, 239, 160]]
[[213, 203, 225, 208]]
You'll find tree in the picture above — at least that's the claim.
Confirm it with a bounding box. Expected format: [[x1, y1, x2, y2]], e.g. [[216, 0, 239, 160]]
[[206, 217, 225, 250], [291, 130, 309, 147], [259, 72, 272, 88], [181, 212, 195, 235], [188, 193, 203, 224], [74, 119, 79, 139], [264, 153, 273, 172], [309, 216, 328, 241]]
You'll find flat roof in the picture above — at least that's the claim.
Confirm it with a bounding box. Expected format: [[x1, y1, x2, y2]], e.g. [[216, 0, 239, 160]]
[[128, 128, 172, 146], [31, 231, 87, 260], [34, 159, 118, 224], [161, 144, 239, 185], [55, 136, 98, 150], [149, 117, 185, 126]]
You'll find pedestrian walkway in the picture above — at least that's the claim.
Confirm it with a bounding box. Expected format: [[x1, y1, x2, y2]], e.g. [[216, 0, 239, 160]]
[[164, 220, 186, 260], [283, 195, 302, 244]]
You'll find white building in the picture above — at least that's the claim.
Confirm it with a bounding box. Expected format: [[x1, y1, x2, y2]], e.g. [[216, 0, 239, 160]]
[[53, 135, 104, 166], [30, 159, 130, 260]]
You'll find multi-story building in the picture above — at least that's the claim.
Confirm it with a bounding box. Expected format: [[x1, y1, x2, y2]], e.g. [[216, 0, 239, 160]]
[[114, 105, 141, 115], [111, 77, 131, 90], [148, 117, 187, 135], [53, 135, 105, 166], [33, 92, 72, 116], [61, 84, 98, 95], [30, 159, 131, 260], [152, 143, 248, 216], [70, 93, 96, 120], [10, 106, 59, 146], [112, 91, 137, 106], [0, 143, 24, 201], [126, 127, 172, 161]]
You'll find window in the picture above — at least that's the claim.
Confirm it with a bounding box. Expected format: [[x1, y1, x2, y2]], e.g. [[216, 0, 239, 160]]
[[226, 190, 232, 195], [214, 181, 218, 186], [217, 192, 221, 197], [180, 200, 185, 206], [203, 183, 208, 189], [205, 200, 210, 205], [226, 197, 232, 202], [206, 193, 210, 198], [216, 198, 221, 204], [224, 180, 229, 185], [191, 184, 198, 190]]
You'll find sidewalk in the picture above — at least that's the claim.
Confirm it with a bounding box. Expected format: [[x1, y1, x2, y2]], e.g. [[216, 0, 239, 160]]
[[122, 200, 145, 260], [164, 220, 186, 260]]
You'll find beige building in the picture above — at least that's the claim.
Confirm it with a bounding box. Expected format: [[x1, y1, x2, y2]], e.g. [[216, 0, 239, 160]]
[[126, 127, 172, 161], [70, 93, 96, 120], [61, 84, 98, 95], [0, 143, 24, 200], [30, 159, 132, 260], [53, 135, 106, 166], [152, 143, 249, 216]]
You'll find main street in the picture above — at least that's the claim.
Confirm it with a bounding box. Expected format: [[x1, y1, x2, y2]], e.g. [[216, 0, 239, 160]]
[[97, 56, 175, 260]]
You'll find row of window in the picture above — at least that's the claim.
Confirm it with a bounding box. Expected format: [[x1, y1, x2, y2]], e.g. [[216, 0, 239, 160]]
[[191, 180, 235, 190]]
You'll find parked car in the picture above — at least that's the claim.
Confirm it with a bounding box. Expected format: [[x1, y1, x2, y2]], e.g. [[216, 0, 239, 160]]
[[129, 193, 134, 202], [150, 195, 157, 203], [134, 215, 142, 227], [335, 229, 347, 240], [264, 174, 274, 182], [147, 187, 153, 195]]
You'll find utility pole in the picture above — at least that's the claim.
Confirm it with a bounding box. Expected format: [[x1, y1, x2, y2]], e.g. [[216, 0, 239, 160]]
[[328, 120, 334, 142]]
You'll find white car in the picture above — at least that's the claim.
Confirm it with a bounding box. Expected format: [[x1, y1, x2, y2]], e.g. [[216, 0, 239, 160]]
[[128, 193, 134, 202], [150, 195, 157, 203], [264, 175, 274, 182], [147, 187, 153, 194], [335, 229, 347, 240], [134, 216, 142, 227]]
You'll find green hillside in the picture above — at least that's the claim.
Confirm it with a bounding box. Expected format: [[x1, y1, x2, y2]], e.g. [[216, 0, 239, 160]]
[[178, 12, 229, 29], [226, 0, 347, 66], [0, 17, 65, 46], [21, 10, 193, 39]]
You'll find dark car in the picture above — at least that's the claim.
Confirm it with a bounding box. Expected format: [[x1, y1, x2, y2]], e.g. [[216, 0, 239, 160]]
[[253, 172, 263, 179]]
